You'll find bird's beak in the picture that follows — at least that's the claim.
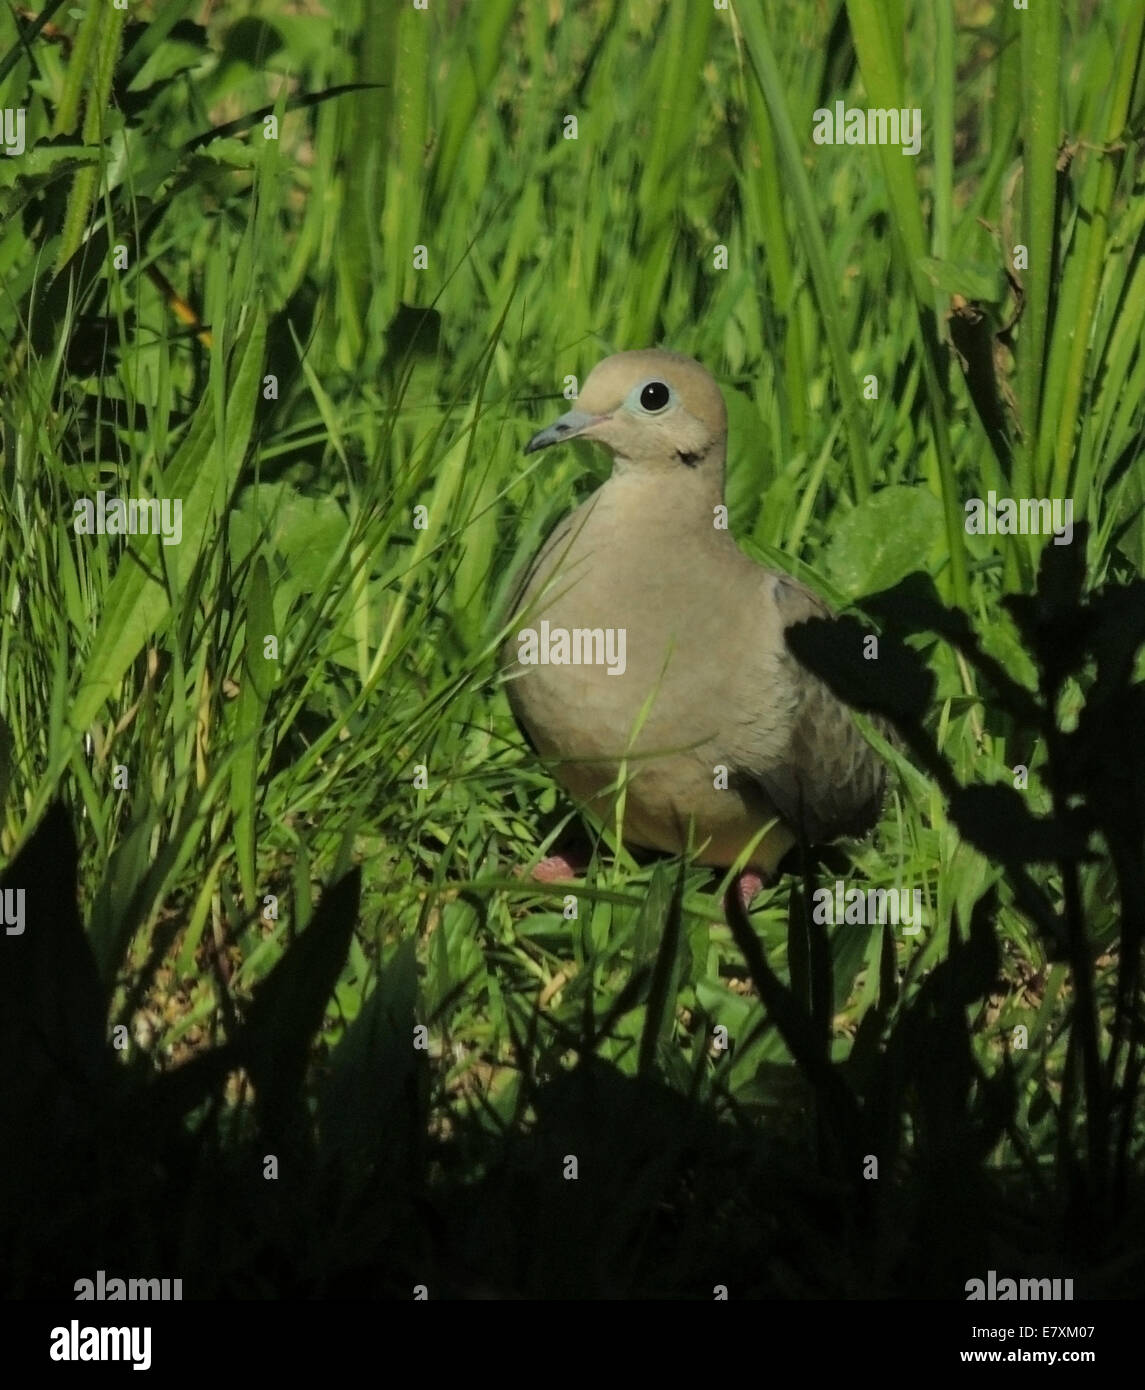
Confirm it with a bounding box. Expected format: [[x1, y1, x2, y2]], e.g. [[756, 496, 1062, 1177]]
[[523, 408, 609, 455]]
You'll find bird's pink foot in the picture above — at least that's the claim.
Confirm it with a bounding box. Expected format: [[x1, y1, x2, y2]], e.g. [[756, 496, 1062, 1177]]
[[531, 848, 591, 883], [723, 870, 766, 917], [737, 871, 765, 908]]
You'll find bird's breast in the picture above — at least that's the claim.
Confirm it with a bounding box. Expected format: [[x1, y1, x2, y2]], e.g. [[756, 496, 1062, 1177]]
[[503, 500, 774, 767]]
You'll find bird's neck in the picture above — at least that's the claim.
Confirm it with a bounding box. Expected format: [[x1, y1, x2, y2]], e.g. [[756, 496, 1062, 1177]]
[[603, 461, 729, 541]]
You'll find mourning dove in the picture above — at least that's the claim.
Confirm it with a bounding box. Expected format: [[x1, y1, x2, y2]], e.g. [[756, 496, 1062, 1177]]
[[503, 350, 884, 896]]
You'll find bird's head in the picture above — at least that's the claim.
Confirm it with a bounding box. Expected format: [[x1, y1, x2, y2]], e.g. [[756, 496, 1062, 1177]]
[[524, 350, 728, 476]]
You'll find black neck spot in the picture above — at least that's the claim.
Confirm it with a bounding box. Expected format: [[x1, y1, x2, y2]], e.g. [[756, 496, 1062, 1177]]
[[676, 449, 702, 468]]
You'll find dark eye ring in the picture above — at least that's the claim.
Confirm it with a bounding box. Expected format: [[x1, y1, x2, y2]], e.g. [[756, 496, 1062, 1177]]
[[640, 381, 671, 412]]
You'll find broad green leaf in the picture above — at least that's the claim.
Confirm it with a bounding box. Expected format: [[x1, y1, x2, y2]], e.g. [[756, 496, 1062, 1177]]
[[825, 484, 944, 596]]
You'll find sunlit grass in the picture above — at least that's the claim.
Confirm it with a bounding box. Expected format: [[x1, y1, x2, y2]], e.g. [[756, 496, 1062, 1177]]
[[1, 0, 1142, 1296]]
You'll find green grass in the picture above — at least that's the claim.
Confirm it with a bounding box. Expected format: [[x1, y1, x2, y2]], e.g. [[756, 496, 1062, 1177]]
[[1, 0, 1143, 1299]]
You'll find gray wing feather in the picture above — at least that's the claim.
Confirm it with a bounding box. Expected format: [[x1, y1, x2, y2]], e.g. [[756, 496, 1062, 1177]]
[[739, 574, 886, 845]]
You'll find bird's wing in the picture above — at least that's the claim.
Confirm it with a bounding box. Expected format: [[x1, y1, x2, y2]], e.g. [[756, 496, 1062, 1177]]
[[734, 572, 886, 846], [502, 509, 578, 627], [499, 507, 591, 755]]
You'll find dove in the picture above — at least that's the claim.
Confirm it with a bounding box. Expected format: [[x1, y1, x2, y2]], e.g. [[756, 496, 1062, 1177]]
[[503, 350, 884, 905]]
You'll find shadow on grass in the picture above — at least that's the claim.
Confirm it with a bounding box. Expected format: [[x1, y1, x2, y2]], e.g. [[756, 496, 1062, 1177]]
[[3, 528, 1143, 1297]]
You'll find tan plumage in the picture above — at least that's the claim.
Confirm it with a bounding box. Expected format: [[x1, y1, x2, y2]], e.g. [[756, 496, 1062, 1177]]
[[503, 350, 884, 879]]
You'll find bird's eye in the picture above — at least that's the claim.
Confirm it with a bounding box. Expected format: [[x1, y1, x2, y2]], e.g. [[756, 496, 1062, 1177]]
[[639, 381, 671, 412]]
